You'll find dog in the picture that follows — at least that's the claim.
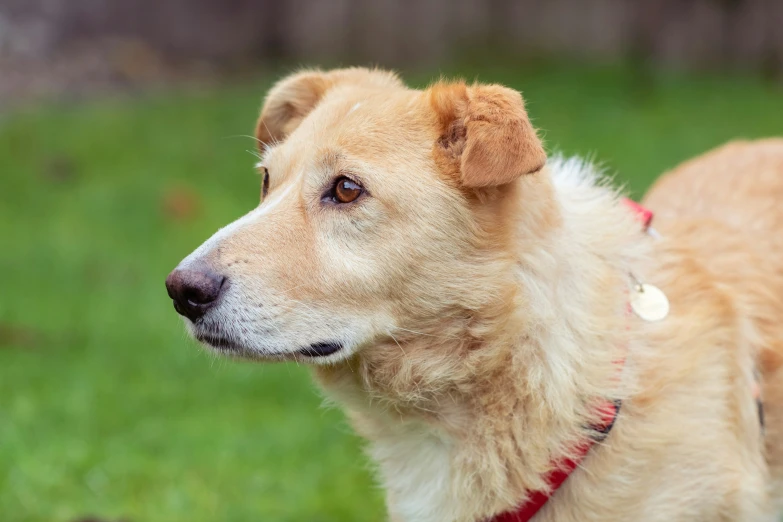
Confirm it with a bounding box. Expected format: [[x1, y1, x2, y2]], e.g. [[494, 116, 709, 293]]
[[165, 67, 783, 521]]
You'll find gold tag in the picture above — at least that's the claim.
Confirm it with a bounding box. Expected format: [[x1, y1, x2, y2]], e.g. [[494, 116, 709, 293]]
[[630, 283, 669, 322]]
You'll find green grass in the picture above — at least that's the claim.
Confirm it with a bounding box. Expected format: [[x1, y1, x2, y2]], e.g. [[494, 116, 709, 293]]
[[1, 62, 781, 522]]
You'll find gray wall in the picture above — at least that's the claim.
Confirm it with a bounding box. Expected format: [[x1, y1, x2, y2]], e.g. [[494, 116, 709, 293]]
[[2, 0, 782, 99]]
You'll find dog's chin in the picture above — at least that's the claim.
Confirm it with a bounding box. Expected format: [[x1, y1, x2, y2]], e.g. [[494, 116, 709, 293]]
[[191, 329, 349, 364]]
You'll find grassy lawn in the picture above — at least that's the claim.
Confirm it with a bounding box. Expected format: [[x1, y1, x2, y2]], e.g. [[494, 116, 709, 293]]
[[1, 62, 781, 522]]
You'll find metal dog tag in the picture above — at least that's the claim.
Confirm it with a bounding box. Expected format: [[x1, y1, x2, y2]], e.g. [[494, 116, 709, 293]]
[[630, 283, 669, 322]]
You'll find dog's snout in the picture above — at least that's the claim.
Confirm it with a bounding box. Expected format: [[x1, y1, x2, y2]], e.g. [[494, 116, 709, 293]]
[[165, 266, 226, 322]]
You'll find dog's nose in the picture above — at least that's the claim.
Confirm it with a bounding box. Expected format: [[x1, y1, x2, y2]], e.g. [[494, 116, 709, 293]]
[[165, 266, 226, 322]]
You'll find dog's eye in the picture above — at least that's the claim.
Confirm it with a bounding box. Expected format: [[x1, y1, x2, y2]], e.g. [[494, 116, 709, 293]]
[[261, 168, 270, 199], [329, 176, 364, 204]]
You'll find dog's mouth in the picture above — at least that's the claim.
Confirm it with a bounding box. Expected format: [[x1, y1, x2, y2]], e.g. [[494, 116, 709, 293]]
[[196, 333, 247, 354], [195, 331, 344, 360], [298, 341, 344, 358]]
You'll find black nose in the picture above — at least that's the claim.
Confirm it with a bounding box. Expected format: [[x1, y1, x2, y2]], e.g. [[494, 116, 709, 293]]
[[165, 266, 226, 322]]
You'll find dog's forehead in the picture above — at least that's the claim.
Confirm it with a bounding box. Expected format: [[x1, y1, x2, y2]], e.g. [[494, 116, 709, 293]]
[[313, 87, 427, 142], [268, 88, 433, 174]]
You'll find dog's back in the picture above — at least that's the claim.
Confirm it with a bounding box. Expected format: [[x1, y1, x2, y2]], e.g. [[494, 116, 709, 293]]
[[644, 139, 783, 495]]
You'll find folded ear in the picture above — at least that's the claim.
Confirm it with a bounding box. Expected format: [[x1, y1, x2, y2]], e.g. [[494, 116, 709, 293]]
[[255, 67, 403, 147], [429, 81, 546, 188]]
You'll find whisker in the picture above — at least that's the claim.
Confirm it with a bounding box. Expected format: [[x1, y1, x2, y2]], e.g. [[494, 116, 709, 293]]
[[387, 330, 407, 357], [222, 133, 275, 149], [258, 118, 281, 149]]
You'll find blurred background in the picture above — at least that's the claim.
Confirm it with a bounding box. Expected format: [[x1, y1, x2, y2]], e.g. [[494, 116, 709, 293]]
[[1, 1, 782, 521]]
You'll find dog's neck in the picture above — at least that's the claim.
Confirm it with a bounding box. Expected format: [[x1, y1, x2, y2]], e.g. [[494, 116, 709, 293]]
[[315, 157, 645, 521]]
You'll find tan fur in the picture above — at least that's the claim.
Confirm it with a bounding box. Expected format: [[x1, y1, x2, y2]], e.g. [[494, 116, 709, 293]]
[[255, 67, 403, 145], [172, 67, 783, 521], [429, 81, 547, 187]]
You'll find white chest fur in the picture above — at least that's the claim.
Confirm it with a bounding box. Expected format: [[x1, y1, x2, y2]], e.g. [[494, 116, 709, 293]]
[[366, 419, 458, 522]]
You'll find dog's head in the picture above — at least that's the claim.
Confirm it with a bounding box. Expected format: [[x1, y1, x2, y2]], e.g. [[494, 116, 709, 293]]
[[166, 67, 549, 364]]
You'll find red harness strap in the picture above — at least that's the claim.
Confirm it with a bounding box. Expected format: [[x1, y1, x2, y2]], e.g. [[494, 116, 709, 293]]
[[490, 199, 652, 522], [622, 198, 653, 230], [491, 400, 621, 522]]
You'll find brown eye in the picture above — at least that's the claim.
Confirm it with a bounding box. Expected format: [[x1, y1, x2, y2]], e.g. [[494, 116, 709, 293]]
[[331, 177, 363, 204], [261, 168, 270, 199]]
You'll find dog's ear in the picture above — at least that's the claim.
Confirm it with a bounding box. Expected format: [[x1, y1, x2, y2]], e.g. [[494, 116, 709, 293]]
[[255, 68, 403, 147], [429, 81, 546, 188]]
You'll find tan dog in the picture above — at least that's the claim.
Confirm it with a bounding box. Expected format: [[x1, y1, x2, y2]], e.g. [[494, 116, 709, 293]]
[[165, 67, 783, 521]]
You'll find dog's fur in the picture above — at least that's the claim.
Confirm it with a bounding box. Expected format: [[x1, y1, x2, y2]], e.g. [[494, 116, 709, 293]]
[[171, 67, 783, 521]]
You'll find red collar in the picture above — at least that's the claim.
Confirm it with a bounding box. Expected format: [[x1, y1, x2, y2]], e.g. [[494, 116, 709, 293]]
[[490, 198, 652, 522]]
